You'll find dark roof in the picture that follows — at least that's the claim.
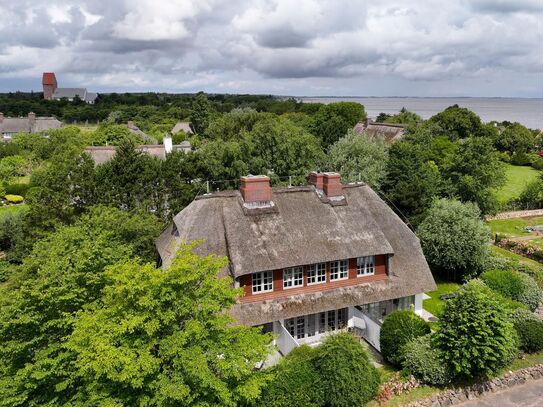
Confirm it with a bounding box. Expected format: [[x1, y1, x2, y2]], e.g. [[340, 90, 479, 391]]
[[52, 88, 87, 99], [157, 183, 436, 324], [0, 116, 62, 134], [354, 121, 406, 143]]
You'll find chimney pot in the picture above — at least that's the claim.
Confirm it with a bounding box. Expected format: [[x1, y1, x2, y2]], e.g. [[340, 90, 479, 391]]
[[309, 171, 324, 190], [240, 175, 272, 204], [323, 172, 343, 197], [28, 112, 36, 124], [163, 134, 173, 154]]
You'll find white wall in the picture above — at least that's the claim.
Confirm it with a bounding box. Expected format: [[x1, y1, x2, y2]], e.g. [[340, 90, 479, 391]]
[[414, 293, 424, 316]]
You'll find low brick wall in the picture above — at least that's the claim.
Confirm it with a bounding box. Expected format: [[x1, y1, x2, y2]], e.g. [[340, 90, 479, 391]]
[[402, 364, 543, 407], [487, 209, 543, 220]]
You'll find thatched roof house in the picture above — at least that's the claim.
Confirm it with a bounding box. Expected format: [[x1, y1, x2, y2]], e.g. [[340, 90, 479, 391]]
[[1, 112, 62, 141], [171, 121, 194, 135], [157, 172, 435, 354], [354, 119, 407, 143]]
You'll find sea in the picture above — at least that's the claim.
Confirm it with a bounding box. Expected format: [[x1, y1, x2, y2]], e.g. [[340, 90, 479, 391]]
[[299, 97, 543, 130]]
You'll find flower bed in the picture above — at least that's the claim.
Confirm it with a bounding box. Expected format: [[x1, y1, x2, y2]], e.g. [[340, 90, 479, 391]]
[[496, 239, 543, 263]]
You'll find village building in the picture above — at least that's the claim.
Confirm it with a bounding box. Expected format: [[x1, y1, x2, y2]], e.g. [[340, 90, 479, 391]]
[[171, 121, 194, 135], [42, 72, 98, 104], [156, 172, 436, 357], [0, 112, 62, 141], [84, 134, 192, 165], [127, 121, 158, 144], [354, 119, 407, 143]]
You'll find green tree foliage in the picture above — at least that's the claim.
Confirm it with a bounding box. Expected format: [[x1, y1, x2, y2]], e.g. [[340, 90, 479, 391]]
[[67, 244, 272, 406], [380, 310, 431, 366], [191, 93, 216, 134], [327, 129, 388, 188], [91, 122, 141, 146], [383, 140, 442, 219], [429, 104, 485, 140], [310, 102, 366, 147], [518, 178, 543, 209], [417, 199, 490, 280], [259, 346, 324, 407], [384, 108, 423, 126], [401, 335, 451, 386], [205, 108, 266, 141], [0, 155, 28, 182], [444, 137, 505, 214], [0, 207, 161, 406], [436, 280, 519, 379], [312, 333, 380, 407], [480, 269, 542, 311], [494, 122, 536, 154]]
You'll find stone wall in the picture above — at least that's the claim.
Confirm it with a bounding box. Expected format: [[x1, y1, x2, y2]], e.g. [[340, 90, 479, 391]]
[[402, 364, 543, 407], [487, 209, 543, 220]]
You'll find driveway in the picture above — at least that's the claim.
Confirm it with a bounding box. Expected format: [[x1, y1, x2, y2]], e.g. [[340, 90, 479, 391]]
[[455, 378, 543, 407]]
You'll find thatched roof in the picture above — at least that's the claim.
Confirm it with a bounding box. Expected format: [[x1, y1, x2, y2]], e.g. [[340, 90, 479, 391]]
[[0, 116, 62, 135], [157, 183, 436, 325], [171, 121, 194, 135], [354, 120, 406, 143]]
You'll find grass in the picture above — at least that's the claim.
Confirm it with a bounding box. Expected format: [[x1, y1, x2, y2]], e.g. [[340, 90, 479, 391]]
[[494, 164, 540, 204], [0, 203, 27, 217], [487, 216, 543, 237], [490, 245, 542, 268], [423, 280, 461, 317]]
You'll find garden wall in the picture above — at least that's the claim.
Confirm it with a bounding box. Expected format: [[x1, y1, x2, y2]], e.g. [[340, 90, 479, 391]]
[[487, 209, 543, 220]]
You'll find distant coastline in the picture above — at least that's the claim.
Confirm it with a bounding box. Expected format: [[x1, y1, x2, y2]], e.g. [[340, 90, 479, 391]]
[[296, 96, 543, 129]]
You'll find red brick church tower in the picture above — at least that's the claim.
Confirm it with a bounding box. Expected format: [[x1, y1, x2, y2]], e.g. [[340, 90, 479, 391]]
[[42, 72, 57, 100]]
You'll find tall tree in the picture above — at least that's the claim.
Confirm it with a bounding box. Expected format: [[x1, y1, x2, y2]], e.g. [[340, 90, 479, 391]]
[[310, 102, 366, 148], [67, 244, 272, 406], [429, 104, 485, 140], [191, 93, 215, 135]]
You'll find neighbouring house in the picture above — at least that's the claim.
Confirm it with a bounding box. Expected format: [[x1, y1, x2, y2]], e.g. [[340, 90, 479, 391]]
[[354, 119, 407, 143], [0, 112, 62, 141], [42, 72, 98, 104], [156, 172, 436, 357], [84, 135, 192, 165], [171, 121, 194, 135], [127, 121, 157, 144]]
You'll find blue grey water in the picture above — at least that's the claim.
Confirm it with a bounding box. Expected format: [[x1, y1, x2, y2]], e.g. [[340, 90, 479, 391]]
[[300, 97, 543, 130]]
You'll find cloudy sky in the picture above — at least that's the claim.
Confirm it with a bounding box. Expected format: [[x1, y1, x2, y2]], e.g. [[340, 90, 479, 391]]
[[1, 0, 543, 97]]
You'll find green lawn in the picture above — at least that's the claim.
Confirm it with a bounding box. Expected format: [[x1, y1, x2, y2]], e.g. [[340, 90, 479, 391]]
[[494, 164, 540, 204], [0, 203, 27, 218], [423, 281, 461, 317], [487, 216, 543, 237]]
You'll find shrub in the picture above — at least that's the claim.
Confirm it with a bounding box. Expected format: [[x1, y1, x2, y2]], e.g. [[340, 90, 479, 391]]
[[4, 183, 30, 197], [380, 310, 431, 366], [4, 194, 23, 204], [510, 309, 543, 353], [518, 265, 543, 288], [436, 280, 519, 379], [481, 269, 542, 311], [259, 346, 324, 407], [312, 333, 380, 406], [401, 335, 451, 386]]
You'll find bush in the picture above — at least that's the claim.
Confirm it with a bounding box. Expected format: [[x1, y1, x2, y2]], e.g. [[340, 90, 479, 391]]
[[531, 157, 543, 170], [259, 346, 324, 407], [510, 309, 543, 353], [312, 333, 380, 406], [401, 335, 451, 386], [436, 280, 519, 379], [4, 194, 23, 204], [482, 269, 542, 311], [4, 183, 30, 197], [380, 310, 431, 366], [518, 273, 543, 311], [518, 265, 543, 288]]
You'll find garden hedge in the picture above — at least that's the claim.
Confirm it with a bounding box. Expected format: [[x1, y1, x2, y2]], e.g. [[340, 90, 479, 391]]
[[401, 335, 451, 386]]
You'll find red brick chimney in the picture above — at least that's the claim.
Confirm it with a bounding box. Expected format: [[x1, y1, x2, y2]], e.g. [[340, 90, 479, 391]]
[[240, 175, 272, 204], [323, 172, 343, 197], [42, 72, 57, 100], [309, 171, 324, 190]]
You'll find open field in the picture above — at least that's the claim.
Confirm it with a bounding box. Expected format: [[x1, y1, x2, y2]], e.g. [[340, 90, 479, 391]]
[[494, 164, 540, 204]]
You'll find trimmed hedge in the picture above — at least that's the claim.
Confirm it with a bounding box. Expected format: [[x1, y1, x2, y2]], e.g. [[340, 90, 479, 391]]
[[259, 346, 324, 407], [481, 269, 542, 311], [510, 309, 543, 353], [380, 310, 431, 366], [401, 335, 451, 386], [518, 273, 543, 312], [312, 333, 380, 406]]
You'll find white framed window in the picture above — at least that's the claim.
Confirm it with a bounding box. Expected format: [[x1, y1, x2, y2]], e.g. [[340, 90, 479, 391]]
[[283, 267, 303, 289], [357, 256, 375, 276], [330, 260, 348, 281], [307, 263, 326, 285], [252, 271, 273, 294]]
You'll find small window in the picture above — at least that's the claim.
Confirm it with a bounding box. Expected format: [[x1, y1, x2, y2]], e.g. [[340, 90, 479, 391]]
[[252, 271, 274, 294], [307, 263, 326, 285], [283, 267, 303, 289], [330, 260, 348, 281], [357, 256, 375, 276]]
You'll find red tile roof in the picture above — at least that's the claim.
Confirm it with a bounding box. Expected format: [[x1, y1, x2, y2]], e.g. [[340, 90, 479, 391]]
[[42, 72, 57, 85]]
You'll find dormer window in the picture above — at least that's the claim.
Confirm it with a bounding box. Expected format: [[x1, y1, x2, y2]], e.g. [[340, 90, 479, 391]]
[[357, 256, 375, 276], [252, 271, 273, 294], [283, 267, 303, 289], [330, 260, 348, 281]]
